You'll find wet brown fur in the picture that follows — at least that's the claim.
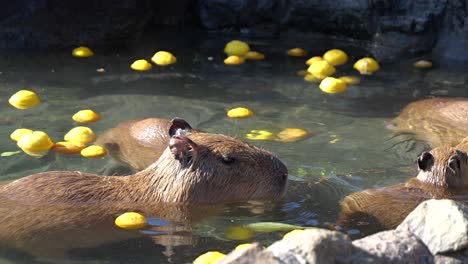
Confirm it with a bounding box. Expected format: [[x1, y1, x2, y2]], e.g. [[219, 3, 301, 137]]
[[0, 131, 288, 258], [388, 97, 468, 147], [95, 118, 201, 172], [337, 142, 468, 235]]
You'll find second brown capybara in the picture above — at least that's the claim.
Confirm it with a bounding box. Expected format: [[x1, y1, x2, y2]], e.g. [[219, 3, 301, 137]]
[[337, 140, 468, 236], [95, 118, 201, 172], [387, 97, 468, 148], [0, 118, 288, 258]]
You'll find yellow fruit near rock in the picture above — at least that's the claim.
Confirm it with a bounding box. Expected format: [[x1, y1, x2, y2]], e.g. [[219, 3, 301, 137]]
[[52, 141, 86, 155], [323, 49, 348, 66], [304, 74, 321, 83], [307, 60, 336, 79], [235, 243, 254, 251], [283, 229, 305, 239], [245, 130, 276, 141], [72, 109, 101, 123], [115, 212, 146, 230], [305, 56, 323, 65], [17, 131, 54, 157], [224, 40, 250, 56], [151, 51, 177, 66], [224, 225, 254, 240], [414, 60, 432, 69], [287, 48, 307, 57], [276, 128, 310, 143], [319, 77, 347, 94], [72, 46, 94, 58], [64, 127, 96, 144], [8, 90, 40, 109], [245, 51, 265, 60], [353, 57, 380, 75], [224, 55, 245, 65], [80, 145, 107, 158], [339, 76, 361, 85], [193, 251, 226, 264], [227, 107, 253, 118], [130, 59, 152, 71], [10, 128, 33, 142]]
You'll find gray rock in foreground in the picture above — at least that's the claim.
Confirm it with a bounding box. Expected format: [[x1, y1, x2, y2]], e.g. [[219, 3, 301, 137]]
[[216, 243, 280, 264], [352, 230, 433, 264], [396, 199, 468, 255], [266, 228, 353, 264]]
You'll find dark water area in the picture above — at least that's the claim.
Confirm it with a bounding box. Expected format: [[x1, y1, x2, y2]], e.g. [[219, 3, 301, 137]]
[[0, 30, 467, 263]]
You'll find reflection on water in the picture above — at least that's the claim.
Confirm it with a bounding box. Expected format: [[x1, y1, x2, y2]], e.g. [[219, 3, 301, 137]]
[[0, 31, 467, 263]]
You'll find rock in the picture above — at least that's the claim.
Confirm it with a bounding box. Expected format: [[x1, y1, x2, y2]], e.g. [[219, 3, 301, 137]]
[[396, 199, 468, 255], [434, 249, 468, 264], [352, 230, 434, 264], [216, 243, 280, 264], [266, 228, 353, 264]]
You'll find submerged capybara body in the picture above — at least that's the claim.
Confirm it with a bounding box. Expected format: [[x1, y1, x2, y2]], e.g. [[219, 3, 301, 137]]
[[337, 142, 468, 235], [95, 118, 182, 171], [388, 97, 468, 147], [0, 118, 288, 258]]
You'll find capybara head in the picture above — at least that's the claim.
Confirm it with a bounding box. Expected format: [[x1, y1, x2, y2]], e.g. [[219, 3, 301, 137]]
[[416, 146, 468, 188], [146, 118, 289, 204]]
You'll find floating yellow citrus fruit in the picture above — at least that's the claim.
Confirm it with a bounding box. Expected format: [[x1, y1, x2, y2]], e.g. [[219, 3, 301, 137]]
[[115, 212, 146, 230], [224, 225, 254, 240], [72, 109, 101, 123], [339, 76, 361, 85], [227, 107, 253, 118], [245, 130, 275, 141], [276, 128, 310, 143], [8, 90, 40, 109], [224, 55, 245, 65], [287, 48, 307, 57], [353, 57, 380, 75], [224, 40, 250, 56], [305, 56, 323, 65], [414, 60, 432, 69], [296, 70, 309, 77], [51, 141, 86, 155], [64, 127, 96, 144], [283, 229, 305, 239], [307, 60, 336, 79], [151, 51, 177, 66], [130, 59, 152, 71], [235, 243, 254, 251], [17, 131, 54, 157], [193, 251, 226, 264], [72, 46, 94, 58], [319, 77, 347, 94], [10, 128, 33, 142], [323, 49, 348, 66], [304, 74, 321, 83], [245, 51, 265, 60], [80, 145, 107, 158]]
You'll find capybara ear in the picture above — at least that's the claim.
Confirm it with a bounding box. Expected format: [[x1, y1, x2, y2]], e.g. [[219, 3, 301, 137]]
[[169, 136, 198, 168], [169, 118, 193, 137], [418, 151, 434, 171]]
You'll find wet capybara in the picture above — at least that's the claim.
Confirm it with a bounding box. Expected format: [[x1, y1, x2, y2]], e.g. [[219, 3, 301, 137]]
[[337, 143, 468, 236], [387, 97, 468, 148], [0, 118, 288, 258], [96, 118, 201, 172]]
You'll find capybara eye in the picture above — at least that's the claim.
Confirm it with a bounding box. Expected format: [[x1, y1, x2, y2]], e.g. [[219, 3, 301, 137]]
[[221, 154, 236, 165], [448, 156, 460, 173]]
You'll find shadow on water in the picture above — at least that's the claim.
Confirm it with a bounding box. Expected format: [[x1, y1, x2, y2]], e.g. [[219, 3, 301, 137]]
[[0, 30, 468, 263]]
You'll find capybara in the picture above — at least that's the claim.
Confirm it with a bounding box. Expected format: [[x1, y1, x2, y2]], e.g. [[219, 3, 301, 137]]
[[337, 142, 468, 236], [387, 97, 468, 148], [0, 118, 288, 258]]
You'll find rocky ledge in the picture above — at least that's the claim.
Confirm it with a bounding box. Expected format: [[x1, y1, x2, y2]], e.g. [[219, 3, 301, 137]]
[[217, 199, 468, 264]]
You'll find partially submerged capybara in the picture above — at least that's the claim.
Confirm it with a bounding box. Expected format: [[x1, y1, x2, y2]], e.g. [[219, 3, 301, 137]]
[[0, 118, 288, 258], [95, 118, 200, 172], [387, 97, 468, 148], [337, 141, 468, 235]]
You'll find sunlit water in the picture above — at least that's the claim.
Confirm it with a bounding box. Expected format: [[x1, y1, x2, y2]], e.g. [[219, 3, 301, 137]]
[[0, 30, 467, 263]]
